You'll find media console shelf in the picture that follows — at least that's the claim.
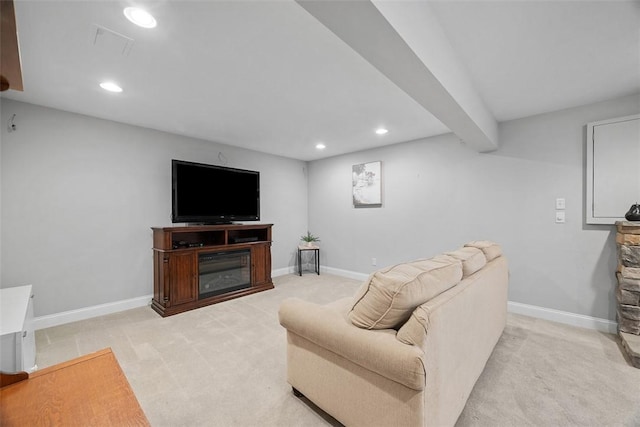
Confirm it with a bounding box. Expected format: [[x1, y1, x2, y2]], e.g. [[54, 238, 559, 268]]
[[151, 224, 273, 317]]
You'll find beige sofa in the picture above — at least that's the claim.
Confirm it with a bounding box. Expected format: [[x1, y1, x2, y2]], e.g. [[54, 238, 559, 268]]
[[278, 241, 508, 427]]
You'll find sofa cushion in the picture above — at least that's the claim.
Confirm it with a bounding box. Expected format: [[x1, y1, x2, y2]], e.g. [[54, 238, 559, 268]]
[[445, 247, 486, 277], [348, 257, 463, 330], [465, 240, 502, 261], [395, 305, 430, 347]]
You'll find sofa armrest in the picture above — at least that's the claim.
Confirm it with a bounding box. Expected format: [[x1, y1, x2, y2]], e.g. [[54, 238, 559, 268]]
[[278, 297, 425, 390]]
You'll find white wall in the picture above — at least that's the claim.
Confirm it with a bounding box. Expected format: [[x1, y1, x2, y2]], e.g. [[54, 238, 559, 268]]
[[308, 93, 640, 321], [3, 93, 638, 323], [0, 99, 308, 317]]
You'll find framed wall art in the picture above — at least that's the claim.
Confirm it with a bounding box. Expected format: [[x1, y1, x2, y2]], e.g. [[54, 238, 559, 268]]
[[352, 161, 382, 207]]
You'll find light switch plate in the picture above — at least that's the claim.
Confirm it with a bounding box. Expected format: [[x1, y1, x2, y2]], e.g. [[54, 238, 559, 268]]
[[556, 211, 566, 223], [556, 198, 566, 210]]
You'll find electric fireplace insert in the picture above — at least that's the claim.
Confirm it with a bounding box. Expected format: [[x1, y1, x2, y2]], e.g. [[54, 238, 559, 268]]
[[198, 250, 251, 299]]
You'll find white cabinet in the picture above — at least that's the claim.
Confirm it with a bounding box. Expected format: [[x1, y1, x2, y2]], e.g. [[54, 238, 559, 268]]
[[0, 285, 37, 372]]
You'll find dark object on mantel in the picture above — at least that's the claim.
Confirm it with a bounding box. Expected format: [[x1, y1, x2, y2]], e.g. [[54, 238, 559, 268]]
[[625, 203, 640, 221]]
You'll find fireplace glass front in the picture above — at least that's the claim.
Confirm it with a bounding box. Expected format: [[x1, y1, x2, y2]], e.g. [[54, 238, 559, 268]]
[[198, 250, 251, 299]]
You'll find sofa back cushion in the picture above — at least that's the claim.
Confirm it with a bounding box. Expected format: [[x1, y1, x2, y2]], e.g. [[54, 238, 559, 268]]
[[348, 257, 463, 330], [396, 244, 504, 347], [445, 247, 486, 277], [465, 240, 502, 261]]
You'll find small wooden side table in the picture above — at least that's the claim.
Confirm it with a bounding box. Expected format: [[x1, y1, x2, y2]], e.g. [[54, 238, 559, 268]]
[[298, 244, 320, 276]]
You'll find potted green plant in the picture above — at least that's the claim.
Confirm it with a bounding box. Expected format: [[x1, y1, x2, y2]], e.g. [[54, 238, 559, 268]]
[[300, 231, 320, 247]]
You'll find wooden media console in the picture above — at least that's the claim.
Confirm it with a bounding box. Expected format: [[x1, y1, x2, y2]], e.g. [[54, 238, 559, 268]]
[[151, 223, 273, 317]]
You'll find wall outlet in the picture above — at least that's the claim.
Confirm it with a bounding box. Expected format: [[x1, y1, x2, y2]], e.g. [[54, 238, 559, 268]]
[[555, 211, 566, 223], [372, 258, 377, 266]]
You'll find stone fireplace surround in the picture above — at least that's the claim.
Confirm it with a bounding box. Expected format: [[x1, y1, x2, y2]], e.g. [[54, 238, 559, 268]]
[[616, 221, 640, 368]]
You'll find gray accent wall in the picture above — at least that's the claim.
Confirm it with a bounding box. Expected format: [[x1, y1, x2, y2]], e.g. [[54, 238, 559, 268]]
[[308, 93, 640, 321], [2, 93, 639, 322], [0, 99, 308, 316]]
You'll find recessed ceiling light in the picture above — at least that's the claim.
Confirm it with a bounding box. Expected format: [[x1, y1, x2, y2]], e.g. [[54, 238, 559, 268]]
[[375, 128, 389, 135], [316, 143, 326, 150], [99, 81, 123, 93], [123, 7, 157, 28]]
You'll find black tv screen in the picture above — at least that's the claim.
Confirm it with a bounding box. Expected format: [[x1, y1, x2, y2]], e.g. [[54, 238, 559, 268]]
[[172, 160, 260, 224]]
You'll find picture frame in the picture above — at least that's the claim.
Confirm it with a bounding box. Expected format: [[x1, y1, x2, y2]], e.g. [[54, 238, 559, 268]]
[[352, 161, 382, 207]]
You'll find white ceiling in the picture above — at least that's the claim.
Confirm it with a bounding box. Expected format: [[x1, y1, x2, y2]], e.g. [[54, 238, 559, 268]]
[[2, 0, 639, 161]]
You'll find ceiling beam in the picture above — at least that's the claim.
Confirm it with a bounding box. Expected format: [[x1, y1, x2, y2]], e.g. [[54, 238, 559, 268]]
[[296, 0, 498, 152]]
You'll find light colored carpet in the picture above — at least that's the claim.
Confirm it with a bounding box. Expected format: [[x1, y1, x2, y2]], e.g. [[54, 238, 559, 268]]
[[35, 273, 640, 426]]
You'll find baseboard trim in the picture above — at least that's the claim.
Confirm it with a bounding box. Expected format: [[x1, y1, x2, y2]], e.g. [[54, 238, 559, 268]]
[[34, 269, 619, 335], [322, 266, 369, 281], [507, 301, 617, 334], [34, 294, 152, 331], [34, 266, 309, 329], [273, 266, 369, 281], [272, 266, 295, 277]]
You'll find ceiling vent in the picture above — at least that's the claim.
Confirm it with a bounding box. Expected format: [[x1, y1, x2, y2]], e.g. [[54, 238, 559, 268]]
[[92, 24, 134, 56]]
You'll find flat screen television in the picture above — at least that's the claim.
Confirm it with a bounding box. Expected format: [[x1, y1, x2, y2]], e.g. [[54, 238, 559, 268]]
[[172, 159, 260, 224]]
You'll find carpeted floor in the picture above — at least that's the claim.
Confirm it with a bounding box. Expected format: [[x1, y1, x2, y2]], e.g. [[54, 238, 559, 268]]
[[35, 273, 640, 426]]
